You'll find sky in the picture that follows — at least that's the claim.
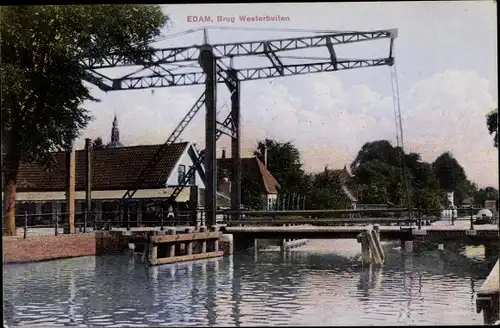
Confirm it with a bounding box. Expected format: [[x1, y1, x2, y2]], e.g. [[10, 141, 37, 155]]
[[78, 2, 498, 188]]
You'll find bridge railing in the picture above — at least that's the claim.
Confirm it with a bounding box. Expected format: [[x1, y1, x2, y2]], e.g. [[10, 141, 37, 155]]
[[217, 206, 485, 227]]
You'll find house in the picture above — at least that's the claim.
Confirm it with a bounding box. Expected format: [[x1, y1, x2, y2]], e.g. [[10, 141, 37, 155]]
[[217, 149, 280, 210], [5, 141, 235, 227], [323, 165, 358, 209]]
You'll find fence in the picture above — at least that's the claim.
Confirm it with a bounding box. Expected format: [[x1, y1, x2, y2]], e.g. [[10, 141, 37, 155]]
[[4, 208, 208, 238]]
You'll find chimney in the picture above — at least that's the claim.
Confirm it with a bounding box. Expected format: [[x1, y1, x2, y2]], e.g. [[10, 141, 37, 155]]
[[264, 146, 268, 168], [65, 144, 76, 234], [85, 138, 92, 230], [222, 148, 226, 159]]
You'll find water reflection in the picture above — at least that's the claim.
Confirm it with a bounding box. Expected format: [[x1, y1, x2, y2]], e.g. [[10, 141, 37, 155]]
[[3, 239, 496, 327]]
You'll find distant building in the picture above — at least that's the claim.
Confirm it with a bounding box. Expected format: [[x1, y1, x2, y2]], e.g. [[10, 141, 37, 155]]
[[323, 165, 358, 209], [106, 114, 123, 148], [217, 149, 280, 210]]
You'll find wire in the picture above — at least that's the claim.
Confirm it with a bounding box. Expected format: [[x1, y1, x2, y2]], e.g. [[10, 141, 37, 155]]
[[389, 47, 412, 213]]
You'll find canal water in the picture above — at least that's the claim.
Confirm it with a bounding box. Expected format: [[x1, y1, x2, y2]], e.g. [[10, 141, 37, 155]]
[[3, 239, 496, 327]]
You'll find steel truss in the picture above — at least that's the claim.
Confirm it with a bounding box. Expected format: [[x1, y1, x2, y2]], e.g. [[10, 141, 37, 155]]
[[82, 29, 397, 227]]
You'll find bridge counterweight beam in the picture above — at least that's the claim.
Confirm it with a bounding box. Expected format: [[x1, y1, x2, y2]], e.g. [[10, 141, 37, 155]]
[[228, 69, 242, 221], [199, 45, 218, 228]]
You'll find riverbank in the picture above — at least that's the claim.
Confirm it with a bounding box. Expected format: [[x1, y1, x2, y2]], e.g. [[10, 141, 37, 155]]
[[3, 234, 97, 264], [3, 228, 233, 265]]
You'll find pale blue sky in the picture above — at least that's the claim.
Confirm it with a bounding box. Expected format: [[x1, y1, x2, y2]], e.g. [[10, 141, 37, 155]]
[[80, 2, 498, 187]]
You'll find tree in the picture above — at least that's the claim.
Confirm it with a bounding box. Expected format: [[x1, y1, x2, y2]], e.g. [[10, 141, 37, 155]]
[[1, 5, 169, 235], [92, 137, 105, 149], [351, 140, 443, 209], [431, 152, 475, 206], [474, 186, 499, 207], [306, 169, 348, 210], [254, 139, 305, 192], [486, 108, 498, 148], [351, 140, 407, 206], [432, 152, 467, 191]]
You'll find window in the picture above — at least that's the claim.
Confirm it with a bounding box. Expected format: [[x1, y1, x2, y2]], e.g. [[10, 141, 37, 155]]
[[189, 166, 196, 185], [178, 165, 186, 184]]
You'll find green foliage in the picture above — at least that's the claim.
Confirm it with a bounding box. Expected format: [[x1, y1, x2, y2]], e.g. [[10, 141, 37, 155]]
[[241, 175, 264, 210], [254, 139, 305, 192], [486, 108, 498, 148], [92, 137, 104, 149], [306, 170, 349, 210], [474, 186, 499, 206], [351, 140, 474, 209], [1, 5, 168, 164], [1, 5, 168, 235], [431, 152, 467, 192]]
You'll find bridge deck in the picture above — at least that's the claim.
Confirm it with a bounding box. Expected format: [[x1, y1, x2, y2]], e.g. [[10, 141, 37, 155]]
[[222, 223, 498, 241]]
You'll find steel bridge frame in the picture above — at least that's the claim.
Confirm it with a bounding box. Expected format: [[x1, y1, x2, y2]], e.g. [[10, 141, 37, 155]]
[[81, 29, 398, 228]]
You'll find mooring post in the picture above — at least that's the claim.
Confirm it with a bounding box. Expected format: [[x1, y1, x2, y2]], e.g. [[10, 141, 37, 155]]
[[186, 241, 193, 255], [148, 242, 158, 265], [167, 228, 176, 257], [199, 226, 207, 253], [211, 225, 219, 252], [23, 211, 28, 239], [360, 233, 371, 265]]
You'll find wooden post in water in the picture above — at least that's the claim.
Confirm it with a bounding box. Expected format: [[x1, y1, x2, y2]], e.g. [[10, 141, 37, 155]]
[[167, 228, 176, 257], [200, 226, 207, 253], [186, 241, 193, 255], [360, 233, 371, 265], [372, 224, 385, 263], [148, 242, 158, 264], [211, 225, 219, 252]]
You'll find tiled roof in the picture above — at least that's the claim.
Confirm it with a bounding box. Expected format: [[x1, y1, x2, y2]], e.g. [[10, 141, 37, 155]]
[[217, 157, 280, 194], [10, 143, 189, 191]]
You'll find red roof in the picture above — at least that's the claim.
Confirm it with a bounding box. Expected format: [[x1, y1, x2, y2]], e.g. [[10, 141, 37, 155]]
[[217, 156, 280, 194], [11, 143, 189, 191]]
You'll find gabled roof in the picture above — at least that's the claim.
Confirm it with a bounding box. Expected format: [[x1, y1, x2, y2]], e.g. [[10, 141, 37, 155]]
[[325, 167, 353, 184], [10, 143, 190, 192], [217, 156, 280, 194]]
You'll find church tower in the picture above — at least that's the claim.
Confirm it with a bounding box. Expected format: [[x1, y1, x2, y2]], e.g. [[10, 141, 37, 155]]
[[106, 114, 123, 148]]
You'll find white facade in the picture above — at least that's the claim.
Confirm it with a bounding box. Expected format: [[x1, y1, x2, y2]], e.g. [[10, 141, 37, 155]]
[[165, 144, 206, 190], [263, 194, 278, 210]]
